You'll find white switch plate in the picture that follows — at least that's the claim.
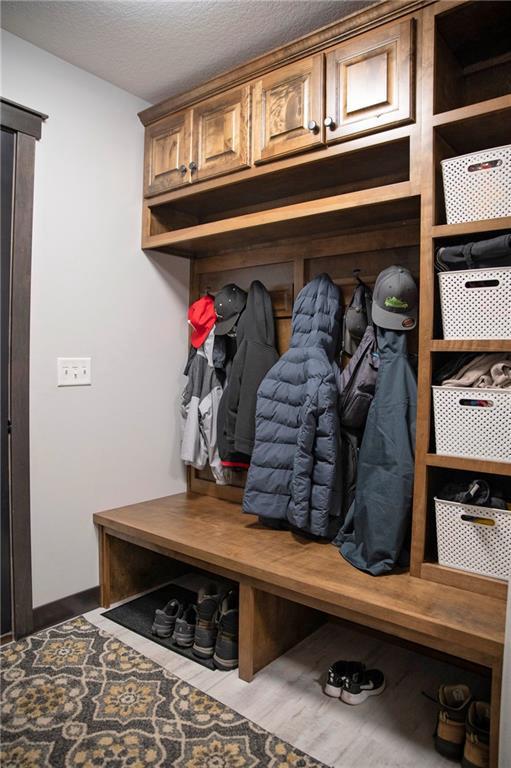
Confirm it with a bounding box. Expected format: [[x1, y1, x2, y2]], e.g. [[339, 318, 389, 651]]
[[57, 357, 92, 387]]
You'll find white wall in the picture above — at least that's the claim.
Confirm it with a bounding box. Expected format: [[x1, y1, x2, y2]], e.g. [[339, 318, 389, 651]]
[[1, 31, 189, 607]]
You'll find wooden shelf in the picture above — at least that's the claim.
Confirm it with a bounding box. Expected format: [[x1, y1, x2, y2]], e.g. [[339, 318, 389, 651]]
[[432, 94, 511, 128], [426, 453, 511, 477], [432, 217, 511, 239], [144, 181, 419, 255], [421, 562, 507, 601], [430, 340, 511, 352]]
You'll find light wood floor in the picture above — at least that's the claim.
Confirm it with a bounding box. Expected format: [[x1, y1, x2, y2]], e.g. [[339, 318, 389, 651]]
[[84, 585, 487, 768]]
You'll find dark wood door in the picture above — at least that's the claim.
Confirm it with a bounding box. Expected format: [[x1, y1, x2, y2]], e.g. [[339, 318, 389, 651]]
[[252, 55, 324, 163], [325, 19, 415, 143], [144, 110, 192, 196], [191, 85, 251, 182], [0, 127, 14, 637]]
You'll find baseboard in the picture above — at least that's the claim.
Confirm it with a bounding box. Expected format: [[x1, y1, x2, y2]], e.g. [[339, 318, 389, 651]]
[[32, 585, 100, 633]]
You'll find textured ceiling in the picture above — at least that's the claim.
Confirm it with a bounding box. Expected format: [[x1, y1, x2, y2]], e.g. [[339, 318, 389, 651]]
[[1, 0, 374, 105]]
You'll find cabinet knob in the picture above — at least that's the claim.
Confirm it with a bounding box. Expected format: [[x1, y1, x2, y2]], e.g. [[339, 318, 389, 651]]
[[179, 164, 187, 176], [307, 120, 319, 134], [189, 161, 198, 174], [323, 116, 336, 130]]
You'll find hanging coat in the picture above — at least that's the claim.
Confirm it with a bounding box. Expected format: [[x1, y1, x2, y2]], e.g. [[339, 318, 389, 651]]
[[334, 327, 417, 574], [243, 274, 342, 539], [181, 329, 227, 485], [217, 280, 279, 465]]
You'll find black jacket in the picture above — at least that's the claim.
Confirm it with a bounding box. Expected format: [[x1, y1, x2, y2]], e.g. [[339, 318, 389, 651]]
[[218, 280, 279, 464]]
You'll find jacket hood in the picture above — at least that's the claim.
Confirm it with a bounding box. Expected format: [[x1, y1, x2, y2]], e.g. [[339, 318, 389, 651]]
[[290, 274, 341, 357], [236, 280, 276, 347]]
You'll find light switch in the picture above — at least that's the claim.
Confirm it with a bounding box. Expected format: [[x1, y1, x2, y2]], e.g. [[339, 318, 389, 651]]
[[57, 357, 92, 386]]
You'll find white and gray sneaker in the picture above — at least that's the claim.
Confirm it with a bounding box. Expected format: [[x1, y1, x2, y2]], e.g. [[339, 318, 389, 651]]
[[341, 669, 386, 705], [151, 599, 184, 638]]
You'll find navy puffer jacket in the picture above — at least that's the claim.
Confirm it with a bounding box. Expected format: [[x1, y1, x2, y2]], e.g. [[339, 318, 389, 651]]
[[243, 274, 342, 538]]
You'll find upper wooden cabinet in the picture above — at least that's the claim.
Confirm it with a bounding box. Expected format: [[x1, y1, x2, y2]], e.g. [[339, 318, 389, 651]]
[[252, 55, 324, 163], [144, 110, 192, 196], [191, 85, 251, 182], [324, 20, 415, 143]]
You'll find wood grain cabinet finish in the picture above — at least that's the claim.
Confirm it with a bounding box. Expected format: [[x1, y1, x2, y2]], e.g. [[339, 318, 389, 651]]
[[144, 110, 192, 195], [324, 20, 415, 143], [191, 85, 251, 182], [252, 55, 324, 163]]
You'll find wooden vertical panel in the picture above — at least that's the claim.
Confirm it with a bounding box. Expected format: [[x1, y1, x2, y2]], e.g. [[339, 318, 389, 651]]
[[99, 527, 111, 608], [238, 580, 324, 682], [490, 658, 503, 768], [409, 4, 435, 578], [293, 255, 305, 296], [10, 132, 36, 639]]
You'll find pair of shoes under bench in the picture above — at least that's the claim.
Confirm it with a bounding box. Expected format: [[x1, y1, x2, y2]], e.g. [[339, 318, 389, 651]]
[[151, 598, 197, 647], [151, 598, 184, 638], [325, 660, 386, 705], [193, 584, 239, 670]]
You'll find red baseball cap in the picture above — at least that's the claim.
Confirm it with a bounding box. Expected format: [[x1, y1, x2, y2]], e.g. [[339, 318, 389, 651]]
[[188, 295, 216, 349]]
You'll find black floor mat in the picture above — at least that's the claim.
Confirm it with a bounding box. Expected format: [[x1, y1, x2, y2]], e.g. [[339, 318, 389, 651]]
[[101, 583, 217, 670]]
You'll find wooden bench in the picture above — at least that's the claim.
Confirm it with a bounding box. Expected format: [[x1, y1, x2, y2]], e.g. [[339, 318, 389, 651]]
[[94, 492, 506, 767]]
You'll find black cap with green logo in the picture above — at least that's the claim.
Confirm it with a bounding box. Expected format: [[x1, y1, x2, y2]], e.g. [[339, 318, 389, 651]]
[[372, 265, 418, 331]]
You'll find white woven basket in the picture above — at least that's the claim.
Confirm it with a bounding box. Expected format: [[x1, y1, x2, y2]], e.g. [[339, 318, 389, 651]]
[[432, 386, 511, 462], [441, 144, 511, 224], [438, 267, 511, 339], [434, 498, 511, 581]]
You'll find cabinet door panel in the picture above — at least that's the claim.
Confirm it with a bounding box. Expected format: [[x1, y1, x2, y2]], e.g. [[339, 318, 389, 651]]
[[144, 111, 191, 196], [192, 85, 251, 182], [325, 20, 415, 143], [253, 55, 324, 163]]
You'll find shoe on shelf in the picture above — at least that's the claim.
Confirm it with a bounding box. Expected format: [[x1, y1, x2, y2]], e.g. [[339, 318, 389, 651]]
[[340, 669, 386, 705], [324, 660, 366, 698], [462, 701, 490, 768], [151, 598, 184, 638], [193, 582, 222, 659], [172, 605, 198, 648], [434, 683, 472, 761], [213, 590, 239, 671]]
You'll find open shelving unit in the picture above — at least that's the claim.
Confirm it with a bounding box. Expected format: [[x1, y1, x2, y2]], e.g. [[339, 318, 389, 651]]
[[410, 1, 511, 618]]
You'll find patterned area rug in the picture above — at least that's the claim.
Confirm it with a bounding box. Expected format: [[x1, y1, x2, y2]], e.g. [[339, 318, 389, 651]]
[[1, 617, 328, 767]]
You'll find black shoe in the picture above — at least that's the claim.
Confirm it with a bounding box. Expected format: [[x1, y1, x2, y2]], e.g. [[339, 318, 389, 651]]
[[341, 669, 385, 705], [324, 660, 366, 698], [213, 590, 238, 670], [193, 582, 221, 659]]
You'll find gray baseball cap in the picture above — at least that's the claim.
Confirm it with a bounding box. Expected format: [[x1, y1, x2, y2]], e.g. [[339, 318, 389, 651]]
[[372, 266, 418, 331]]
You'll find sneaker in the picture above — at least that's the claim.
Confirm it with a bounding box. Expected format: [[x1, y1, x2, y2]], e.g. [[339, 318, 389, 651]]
[[462, 701, 490, 768], [193, 582, 221, 659], [213, 590, 238, 670], [340, 669, 386, 705], [151, 598, 184, 638], [172, 605, 197, 647], [324, 660, 366, 698], [434, 683, 472, 761]]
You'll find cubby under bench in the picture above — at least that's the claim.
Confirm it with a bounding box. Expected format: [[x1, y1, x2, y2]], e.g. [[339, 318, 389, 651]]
[[94, 492, 506, 767]]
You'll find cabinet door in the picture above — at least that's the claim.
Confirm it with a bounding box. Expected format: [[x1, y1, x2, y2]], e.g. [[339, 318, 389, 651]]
[[253, 55, 324, 163], [144, 110, 191, 196], [191, 85, 251, 182], [325, 20, 415, 143]]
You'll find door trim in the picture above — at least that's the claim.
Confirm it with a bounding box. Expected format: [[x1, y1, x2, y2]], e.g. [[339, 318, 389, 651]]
[[1, 98, 46, 638]]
